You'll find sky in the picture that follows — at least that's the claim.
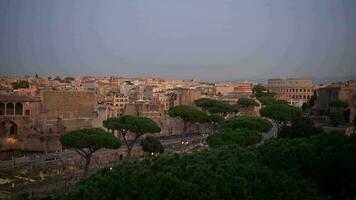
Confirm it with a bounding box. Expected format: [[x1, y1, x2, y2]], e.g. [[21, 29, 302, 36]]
[[0, 0, 355, 81]]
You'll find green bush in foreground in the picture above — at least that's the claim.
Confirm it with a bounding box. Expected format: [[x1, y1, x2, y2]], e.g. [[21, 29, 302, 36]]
[[221, 116, 273, 133], [207, 128, 263, 148], [25, 134, 356, 200]]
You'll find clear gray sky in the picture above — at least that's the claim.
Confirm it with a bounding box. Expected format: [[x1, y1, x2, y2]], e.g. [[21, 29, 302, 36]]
[[0, 0, 355, 81]]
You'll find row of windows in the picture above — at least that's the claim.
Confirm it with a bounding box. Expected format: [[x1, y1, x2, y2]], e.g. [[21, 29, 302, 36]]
[[115, 103, 127, 107], [277, 95, 311, 99], [275, 88, 313, 93], [115, 99, 128, 102], [0, 103, 31, 116]]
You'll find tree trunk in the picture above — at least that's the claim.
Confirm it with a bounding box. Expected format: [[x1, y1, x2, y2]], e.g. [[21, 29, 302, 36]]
[[182, 120, 188, 140], [180, 121, 189, 152], [83, 155, 91, 177], [126, 145, 133, 160]]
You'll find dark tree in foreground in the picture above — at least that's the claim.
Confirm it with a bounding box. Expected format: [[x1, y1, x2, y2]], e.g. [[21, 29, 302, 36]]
[[31, 134, 356, 200], [329, 100, 348, 108], [236, 97, 259, 108], [169, 105, 208, 138], [260, 104, 302, 136], [141, 136, 164, 156], [257, 96, 288, 106], [194, 98, 217, 112], [103, 116, 161, 159], [279, 116, 324, 139], [207, 128, 263, 148], [194, 98, 237, 116], [60, 128, 120, 177], [207, 101, 237, 116], [207, 114, 224, 130], [221, 116, 272, 133]]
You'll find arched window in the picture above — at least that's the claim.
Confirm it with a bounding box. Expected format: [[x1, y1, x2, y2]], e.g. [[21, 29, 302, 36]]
[[0, 121, 6, 137], [9, 121, 17, 135], [0, 103, 4, 115], [6, 103, 14, 115], [15, 103, 23, 115]]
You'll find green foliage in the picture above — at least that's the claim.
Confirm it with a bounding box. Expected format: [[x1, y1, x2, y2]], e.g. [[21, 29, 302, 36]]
[[329, 100, 348, 108], [221, 116, 273, 133], [236, 97, 259, 108], [103, 115, 161, 159], [260, 104, 302, 125], [103, 116, 133, 133], [193, 98, 217, 110], [64, 77, 75, 83], [207, 101, 237, 114], [257, 96, 287, 106], [330, 112, 344, 127], [141, 136, 164, 154], [253, 85, 275, 97], [207, 114, 224, 124], [207, 128, 263, 148], [168, 105, 208, 123], [252, 84, 267, 95], [260, 104, 302, 135], [11, 80, 30, 89], [279, 117, 324, 139], [129, 116, 161, 134], [60, 128, 120, 176], [259, 134, 356, 199], [40, 134, 356, 200], [60, 128, 120, 150], [58, 137, 351, 200], [103, 116, 161, 135], [194, 98, 237, 114], [319, 109, 329, 116]]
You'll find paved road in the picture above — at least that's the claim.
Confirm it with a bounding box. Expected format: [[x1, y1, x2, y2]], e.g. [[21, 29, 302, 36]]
[[263, 122, 277, 139], [0, 133, 206, 170]]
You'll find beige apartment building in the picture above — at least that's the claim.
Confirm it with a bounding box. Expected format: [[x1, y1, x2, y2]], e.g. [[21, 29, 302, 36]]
[[267, 78, 315, 107], [112, 94, 129, 116]]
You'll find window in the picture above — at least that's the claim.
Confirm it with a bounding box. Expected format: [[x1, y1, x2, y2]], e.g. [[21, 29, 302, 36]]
[[15, 103, 23, 115], [25, 109, 30, 116], [0, 103, 4, 115], [6, 103, 14, 115]]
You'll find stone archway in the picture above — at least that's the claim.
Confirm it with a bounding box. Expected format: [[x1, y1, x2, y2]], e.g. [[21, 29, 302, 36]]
[[0, 120, 18, 137]]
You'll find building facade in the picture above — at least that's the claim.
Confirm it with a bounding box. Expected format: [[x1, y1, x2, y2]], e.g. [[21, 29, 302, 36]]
[[267, 78, 315, 107], [0, 91, 97, 153]]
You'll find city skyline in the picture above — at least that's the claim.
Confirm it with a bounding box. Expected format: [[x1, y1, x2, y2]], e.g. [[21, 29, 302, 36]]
[[1, 0, 356, 81]]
